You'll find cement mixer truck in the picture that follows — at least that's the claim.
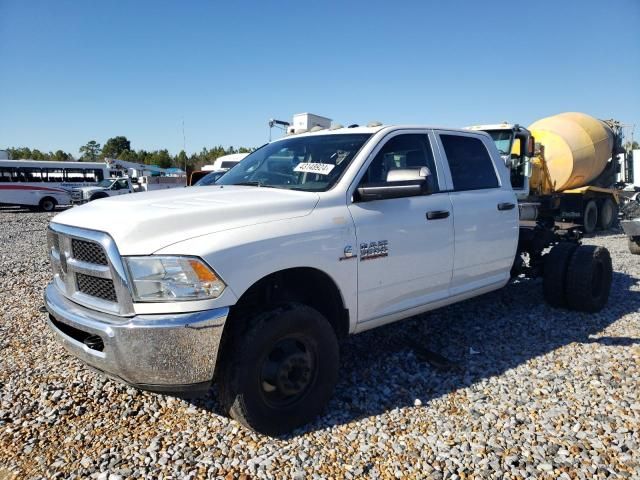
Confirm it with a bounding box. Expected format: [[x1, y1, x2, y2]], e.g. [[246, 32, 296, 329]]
[[469, 112, 625, 233]]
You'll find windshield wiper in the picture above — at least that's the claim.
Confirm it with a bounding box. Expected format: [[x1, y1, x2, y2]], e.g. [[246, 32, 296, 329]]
[[233, 181, 277, 188], [234, 181, 263, 187]]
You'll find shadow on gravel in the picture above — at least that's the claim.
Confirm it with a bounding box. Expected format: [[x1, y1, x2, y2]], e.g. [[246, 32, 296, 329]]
[[186, 270, 639, 438], [0, 206, 69, 214]]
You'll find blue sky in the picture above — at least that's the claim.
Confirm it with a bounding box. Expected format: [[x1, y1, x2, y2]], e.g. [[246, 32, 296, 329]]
[[1, 0, 638, 157]]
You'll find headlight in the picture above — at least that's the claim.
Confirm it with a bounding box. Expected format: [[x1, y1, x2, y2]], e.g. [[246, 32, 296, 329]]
[[124, 256, 225, 302]]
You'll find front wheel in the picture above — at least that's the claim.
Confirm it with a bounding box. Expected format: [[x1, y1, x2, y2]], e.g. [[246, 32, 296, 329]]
[[218, 303, 339, 436]]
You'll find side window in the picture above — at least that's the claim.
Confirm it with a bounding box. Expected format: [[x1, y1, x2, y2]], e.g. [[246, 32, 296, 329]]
[[45, 168, 64, 182], [23, 168, 43, 182], [117, 179, 129, 189], [440, 134, 499, 191], [360, 134, 437, 190], [0, 168, 15, 182], [65, 169, 85, 182]]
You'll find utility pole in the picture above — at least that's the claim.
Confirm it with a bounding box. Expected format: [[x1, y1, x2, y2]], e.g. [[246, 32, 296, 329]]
[[182, 118, 187, 173]]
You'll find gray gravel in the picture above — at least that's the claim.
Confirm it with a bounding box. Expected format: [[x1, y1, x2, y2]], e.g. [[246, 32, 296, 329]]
[[1, 206, 639, 479]]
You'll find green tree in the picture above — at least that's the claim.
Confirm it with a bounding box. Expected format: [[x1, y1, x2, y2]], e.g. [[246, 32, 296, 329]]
[[176, 150, 189, 170], [148, 149, 173, 168], [624, 141, 639, 151], [52, 150, 71, 162], [102, 136, 131, 159], [79, 140, 101, 162]]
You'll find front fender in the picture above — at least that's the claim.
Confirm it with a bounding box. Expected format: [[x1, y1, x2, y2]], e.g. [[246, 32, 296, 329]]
[[154, 207, 359, 333]]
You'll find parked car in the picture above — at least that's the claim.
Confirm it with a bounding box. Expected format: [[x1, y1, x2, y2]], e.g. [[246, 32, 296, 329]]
[[71, 177, 134, 204]]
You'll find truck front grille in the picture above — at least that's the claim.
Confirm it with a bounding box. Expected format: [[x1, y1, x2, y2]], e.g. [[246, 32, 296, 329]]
[[47, 225, 133, 316], [76, 273, 117, 302], [72, 239, 108, 265]]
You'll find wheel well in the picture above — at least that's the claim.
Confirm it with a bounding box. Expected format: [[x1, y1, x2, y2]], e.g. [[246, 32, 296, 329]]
[[90, 192, 108, 200], [214, 268, 349, 381], [39, 196, 56, 205], [230, 268, 349, 339]]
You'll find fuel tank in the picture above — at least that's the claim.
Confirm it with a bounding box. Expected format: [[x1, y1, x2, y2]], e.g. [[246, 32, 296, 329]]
[[528, 112, 614, 191]]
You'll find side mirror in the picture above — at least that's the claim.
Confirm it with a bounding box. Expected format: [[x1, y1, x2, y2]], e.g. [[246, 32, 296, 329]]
[[527, 135, 535, 157], [356, 167, 432, 202]]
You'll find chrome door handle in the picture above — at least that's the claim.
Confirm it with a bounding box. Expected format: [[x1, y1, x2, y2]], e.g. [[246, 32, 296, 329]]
[[426, 210, 450, 220], [497, 202, 516, 211]]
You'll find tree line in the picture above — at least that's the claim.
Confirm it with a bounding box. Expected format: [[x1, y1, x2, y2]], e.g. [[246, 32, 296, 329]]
[[5, 136, 253, 171]]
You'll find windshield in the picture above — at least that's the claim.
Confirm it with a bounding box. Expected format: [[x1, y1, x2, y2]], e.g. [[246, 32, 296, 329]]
[[218, 134, 372, 191], [486, 130, 514, 156], [195, 170, 226, 186], [96, 179, 114, 188]]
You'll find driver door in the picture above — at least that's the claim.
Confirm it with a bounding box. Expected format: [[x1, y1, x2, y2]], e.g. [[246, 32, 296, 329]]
[[112, 179, 130, 195], [347, 131, 454, 324]]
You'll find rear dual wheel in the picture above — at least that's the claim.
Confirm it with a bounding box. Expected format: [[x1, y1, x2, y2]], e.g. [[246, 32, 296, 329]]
[[543, 243, 612, 312]]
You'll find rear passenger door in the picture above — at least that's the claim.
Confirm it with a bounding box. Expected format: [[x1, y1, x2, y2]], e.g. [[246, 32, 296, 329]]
[[434, 131, 518, 296]]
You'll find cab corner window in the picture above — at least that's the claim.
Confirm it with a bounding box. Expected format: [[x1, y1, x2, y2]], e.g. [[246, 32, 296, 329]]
[[440, 134, 499, 191]]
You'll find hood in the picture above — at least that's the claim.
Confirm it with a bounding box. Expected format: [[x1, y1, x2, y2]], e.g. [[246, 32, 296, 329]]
[[53, 186, 319, 255]]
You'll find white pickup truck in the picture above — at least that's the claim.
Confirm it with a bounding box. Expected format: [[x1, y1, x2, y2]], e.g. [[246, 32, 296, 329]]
[[71, 177, 135, 204], [44, 125, 613, 434]]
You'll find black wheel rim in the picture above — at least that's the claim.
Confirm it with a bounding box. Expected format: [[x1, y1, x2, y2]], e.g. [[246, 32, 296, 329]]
[[43, 200, 53, 211], [259, 336, 317, 408]]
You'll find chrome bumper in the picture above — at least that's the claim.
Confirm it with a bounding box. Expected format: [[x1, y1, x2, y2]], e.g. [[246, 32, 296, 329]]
[[44, 283, 229, 394]]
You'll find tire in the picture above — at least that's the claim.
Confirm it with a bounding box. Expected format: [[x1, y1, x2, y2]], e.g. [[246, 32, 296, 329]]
[[39, 197, 57, 212], [629, 238, 640, 255], [598, 198, 617, 230], [582, 200, 598, 234], [543, 242, 577, 308], [218, 303, 339, 436], [565, 245, 612, 313]]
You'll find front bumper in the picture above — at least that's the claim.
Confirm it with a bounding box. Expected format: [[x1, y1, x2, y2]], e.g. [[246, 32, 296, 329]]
[[621, 219, 640, 238], [44, 283, 229, 394]]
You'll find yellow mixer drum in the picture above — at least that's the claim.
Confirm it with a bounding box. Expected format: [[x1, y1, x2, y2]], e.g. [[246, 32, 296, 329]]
[[528, 112, 614, 191]]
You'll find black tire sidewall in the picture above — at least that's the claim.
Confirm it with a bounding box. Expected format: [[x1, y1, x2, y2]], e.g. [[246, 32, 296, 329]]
[[566, 245, 612, 312], [583, 200, 598, 233], [221, 304, 339, 435], [40, 198, 56, 212], [598, 198, 616, 230], [543, 242, 577, 308]]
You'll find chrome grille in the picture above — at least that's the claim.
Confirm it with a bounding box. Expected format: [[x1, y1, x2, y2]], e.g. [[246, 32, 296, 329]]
[[47, 230, 60, 252], [72, 239, 108, 265], [47, 225, 133, 316], [76, 273, 117, 302]]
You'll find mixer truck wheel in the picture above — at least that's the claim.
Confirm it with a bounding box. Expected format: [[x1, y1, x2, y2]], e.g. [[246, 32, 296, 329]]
[[597, 198, 617, 231], [543, 242, 577, 308], [582, 200, 598, 234], [565, 245, 612, 313], [629, 238, 640, 255]]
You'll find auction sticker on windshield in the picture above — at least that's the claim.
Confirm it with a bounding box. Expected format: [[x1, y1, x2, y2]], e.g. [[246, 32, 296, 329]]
[[294, 163, 335, 175]]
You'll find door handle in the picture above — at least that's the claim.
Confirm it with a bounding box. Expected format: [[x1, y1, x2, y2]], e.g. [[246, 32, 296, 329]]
[[497, 202, 516, 211], [426, 210, 450, 220]]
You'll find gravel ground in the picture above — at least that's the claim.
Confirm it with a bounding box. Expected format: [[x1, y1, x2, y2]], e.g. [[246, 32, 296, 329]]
[[0, 206, 638, 479]]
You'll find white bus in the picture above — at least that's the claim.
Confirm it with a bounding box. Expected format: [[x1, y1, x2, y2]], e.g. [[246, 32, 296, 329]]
[[0, 160, 110, 211]]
